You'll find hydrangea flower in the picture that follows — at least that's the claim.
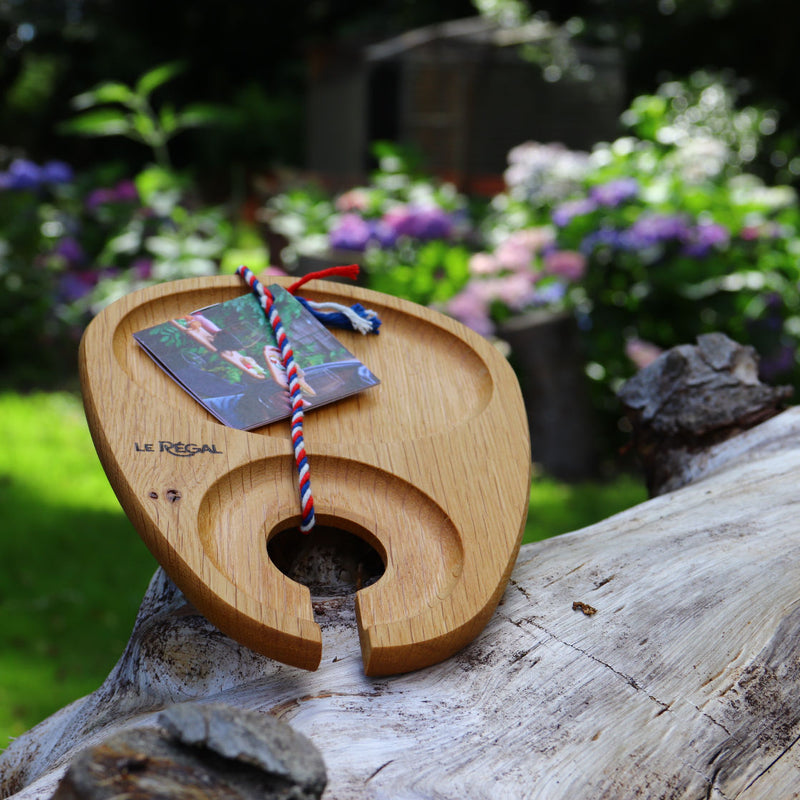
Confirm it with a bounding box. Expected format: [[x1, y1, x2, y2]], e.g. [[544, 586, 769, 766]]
[[450, 227, 581, 336], [469, 252, 501, 275], [552, 198, 597, 227], [335, 188, 370, 213], [383, 205, 454, 241], [589, 178, 639, 207], [41, 161, 74, 185], [446, 283, 494, 337], [543, 250, 587, 282], [621, 214, 692, 249], [0, 158, 73, 190], [86, 179, 140, 210], [54, 236, 86, 266], [580, 227, 627, 253], [1, 159, 43, 190], [682, 222, 730, 257], [328, 213, 398, 251]]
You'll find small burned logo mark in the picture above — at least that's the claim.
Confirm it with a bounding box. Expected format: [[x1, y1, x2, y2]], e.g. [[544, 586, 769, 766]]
[[134, 440, 223, 457]]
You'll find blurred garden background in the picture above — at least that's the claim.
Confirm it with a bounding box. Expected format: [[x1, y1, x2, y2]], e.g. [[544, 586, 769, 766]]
[[3, 0, 800, 746]]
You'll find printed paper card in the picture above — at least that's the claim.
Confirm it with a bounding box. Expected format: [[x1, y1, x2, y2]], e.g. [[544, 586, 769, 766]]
[[133, 284, 380, 430]]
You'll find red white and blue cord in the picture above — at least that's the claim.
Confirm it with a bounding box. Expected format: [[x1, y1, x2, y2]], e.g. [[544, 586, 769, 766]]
[[236, 264, 380, 533]]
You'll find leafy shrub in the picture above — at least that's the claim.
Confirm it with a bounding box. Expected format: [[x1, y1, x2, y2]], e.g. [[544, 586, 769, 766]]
[[447, 74, 800, 422], [0, 157, 239, 385], [0, 64, 261, 388], [266, 143, 475, 306]]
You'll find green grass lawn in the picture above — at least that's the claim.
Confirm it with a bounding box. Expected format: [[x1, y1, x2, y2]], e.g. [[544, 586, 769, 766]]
[[0, 391, 646, 750]]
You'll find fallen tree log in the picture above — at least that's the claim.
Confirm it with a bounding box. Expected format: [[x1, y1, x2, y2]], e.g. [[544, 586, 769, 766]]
[[3, 342, 800, 799]]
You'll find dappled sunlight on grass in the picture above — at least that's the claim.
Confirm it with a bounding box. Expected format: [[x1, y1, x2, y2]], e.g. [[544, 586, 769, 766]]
[[0, 392, 157, 746]]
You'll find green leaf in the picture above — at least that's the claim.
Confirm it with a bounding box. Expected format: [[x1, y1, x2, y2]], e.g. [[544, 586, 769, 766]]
[[176, 103, 228, 129], [220, 245, 269, 275], [159, 104, 178, 136], [135, 61, 184, 98], [71, 82, 135, 110], [134, 165, 184, 204], [131, 113, 158, 144], [58, 108, 131, 138]]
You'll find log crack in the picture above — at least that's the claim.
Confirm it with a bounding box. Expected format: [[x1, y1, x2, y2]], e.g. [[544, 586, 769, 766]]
[[502, 611, 672, 712], [737, 730, 800, 798], [366, 760, 394, 784]]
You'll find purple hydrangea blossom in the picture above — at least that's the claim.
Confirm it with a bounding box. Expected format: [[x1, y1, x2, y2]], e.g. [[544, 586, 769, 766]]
[[132, 258, 154, 280], [113, 180, 139, 203], [621, 214, 692, 250], [383, 205, 454, 241], [551, 197, 597, 227], [41, 160, 74, 185], [86, 179, 140, 210], [1, 159, 43, 190], [329, 213, 399, 251], [580, 227, 627, 254], [329, 213, 373, 251], [370, 218, 399, 248], [589, 178, 639, 207], [86, 188, 115, 210], [409, 207, 454, 240], [54, 236, 86, 266], [532, 281, 567, 306], [682, 222, 730, 257], [0, 158, 74, 190]]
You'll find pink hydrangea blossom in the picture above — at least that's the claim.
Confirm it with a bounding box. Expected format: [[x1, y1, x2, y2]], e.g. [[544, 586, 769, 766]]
[[510, 226, 556, 252], [493, 227, 554, 273], [543, 250, 587, 282], [495, 239, 535, 272], [469, 252, 501, 275], [493, 273, 538, 310], [336, 188, 370, 213], [446, 284, 494, 336]]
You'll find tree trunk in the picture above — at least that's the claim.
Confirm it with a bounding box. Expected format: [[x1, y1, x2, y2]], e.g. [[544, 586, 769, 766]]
[[4, 344, 800, 799]]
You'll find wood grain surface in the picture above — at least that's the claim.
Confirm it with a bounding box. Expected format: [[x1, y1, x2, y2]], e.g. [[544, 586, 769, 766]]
[[78, 275, 531, 675]]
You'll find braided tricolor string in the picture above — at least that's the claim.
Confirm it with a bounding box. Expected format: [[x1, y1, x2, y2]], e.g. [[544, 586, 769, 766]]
[[237, 265, 315, 533]]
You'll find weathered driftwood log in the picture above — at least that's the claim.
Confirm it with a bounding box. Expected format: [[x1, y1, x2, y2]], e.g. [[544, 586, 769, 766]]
[[4, 345, 800, 799], [618, 332, 793, 496]]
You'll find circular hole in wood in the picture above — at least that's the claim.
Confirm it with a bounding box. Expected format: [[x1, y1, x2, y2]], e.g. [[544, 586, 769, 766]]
[[267, 524, 385, 598]]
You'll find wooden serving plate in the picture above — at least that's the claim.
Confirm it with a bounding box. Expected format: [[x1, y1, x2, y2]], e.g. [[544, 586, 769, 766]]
[[79, 275, 531, 675]]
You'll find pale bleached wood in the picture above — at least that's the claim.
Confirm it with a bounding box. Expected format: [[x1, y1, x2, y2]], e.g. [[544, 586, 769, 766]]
[[78, 276, 530, 675], [4, 407, 800, 799]]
